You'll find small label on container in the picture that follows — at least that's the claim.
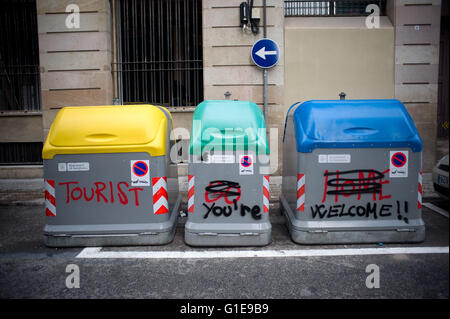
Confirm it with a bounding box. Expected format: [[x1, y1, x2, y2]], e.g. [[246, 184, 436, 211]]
[[389, 151, 408, 178], [210, 154, 235, 164], [318, 154, 351, 163], [67, 162, 90, 171], [239, 155, 254, 175], [130, 160, 150, 186], [58, 163, 67, 172]]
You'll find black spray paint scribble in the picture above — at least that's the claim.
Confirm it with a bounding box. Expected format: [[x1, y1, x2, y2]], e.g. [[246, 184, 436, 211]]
[[204, 180, 241, 203], [202, 202, 261, 220], [202, 180, 261, 220], [310, 200, 410, 224], [397, 200, 409, 224], [324, 169, 384, 196]]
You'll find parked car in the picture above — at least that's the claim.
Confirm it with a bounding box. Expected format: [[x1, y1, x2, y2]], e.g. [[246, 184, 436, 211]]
[[432, 154, 449, 199]]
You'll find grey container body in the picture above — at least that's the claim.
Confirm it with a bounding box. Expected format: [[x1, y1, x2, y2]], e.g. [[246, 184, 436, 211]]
[[185, 151, 271, 246], [280, 114, 425, 244], [43, 107, 180, 247]]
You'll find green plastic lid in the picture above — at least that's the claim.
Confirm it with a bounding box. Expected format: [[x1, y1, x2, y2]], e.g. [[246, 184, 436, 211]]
[[189, 100, 269, 155]]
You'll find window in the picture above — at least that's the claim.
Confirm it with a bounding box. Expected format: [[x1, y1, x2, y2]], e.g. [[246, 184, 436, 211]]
[[115, 0, 203, 107], [284, 0, 386, 17], [0, 0, 41, 112], [0, 142, 43, 165]]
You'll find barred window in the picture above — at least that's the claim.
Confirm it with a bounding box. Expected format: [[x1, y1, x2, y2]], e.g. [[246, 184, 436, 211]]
[[115, 0, 203, 107], [0, 0, 41, 112], [284, 0, 386, 17], [0, 142, 43, 165]]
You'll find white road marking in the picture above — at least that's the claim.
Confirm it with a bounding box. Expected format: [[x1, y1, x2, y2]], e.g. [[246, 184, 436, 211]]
[[76, 246, 449, 260], [423, 202, 449, 218]]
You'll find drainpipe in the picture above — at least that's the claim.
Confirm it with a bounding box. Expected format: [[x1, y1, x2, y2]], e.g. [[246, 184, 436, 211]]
[[263, 0, 267, 125], [112, 0, 119, 104]]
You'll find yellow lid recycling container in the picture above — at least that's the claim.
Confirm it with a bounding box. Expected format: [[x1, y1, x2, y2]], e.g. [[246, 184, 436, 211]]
[[42, 105, 180, 247], [43, 105, 169, 159]]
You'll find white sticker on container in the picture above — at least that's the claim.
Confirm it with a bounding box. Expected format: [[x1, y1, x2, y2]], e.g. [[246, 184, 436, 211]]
[[130, 160, 150, 186], [328, 154, 351, 163], [210, 154, 235, 164], [318, 154, 351, 163], [239, 155, 254, 175], [67, 162, 90, 171], [389, 151, 408, 178], [318, 155, 328, 163], [58, 163, 67, 172]]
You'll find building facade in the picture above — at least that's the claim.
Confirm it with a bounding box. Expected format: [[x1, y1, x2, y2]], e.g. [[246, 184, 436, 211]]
[[0, 0, 447, 179]]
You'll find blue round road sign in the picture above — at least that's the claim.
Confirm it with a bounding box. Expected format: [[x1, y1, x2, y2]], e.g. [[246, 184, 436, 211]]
[[391, 152, 407, 168], [251, 38, 279, 69], [133, 161, 148, 177], [241, 156, 252, 168]]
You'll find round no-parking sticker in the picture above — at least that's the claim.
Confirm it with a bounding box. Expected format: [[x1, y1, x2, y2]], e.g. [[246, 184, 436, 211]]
[[133, 161, 148, 176], [389, 151, 408, 178], [239, 155, 254, 175], [130, 160, 150, 186]]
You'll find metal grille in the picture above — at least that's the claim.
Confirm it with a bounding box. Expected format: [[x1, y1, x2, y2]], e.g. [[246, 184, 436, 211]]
[[284, 0, 386, 17], [115, 0, 203, 107], [0, 142, 43, 165], [0, 0, 41, 112]]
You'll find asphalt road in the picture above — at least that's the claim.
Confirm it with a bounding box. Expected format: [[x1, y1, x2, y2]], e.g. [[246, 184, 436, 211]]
[[0, 200, 448, 299]]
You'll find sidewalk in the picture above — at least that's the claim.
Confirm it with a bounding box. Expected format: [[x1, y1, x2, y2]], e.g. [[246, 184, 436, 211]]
[[0, 179, 45, 205], [0, 173, 440, 206]]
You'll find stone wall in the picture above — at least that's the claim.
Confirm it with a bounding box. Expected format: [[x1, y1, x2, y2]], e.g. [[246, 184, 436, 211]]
[[1, 0, 443, 179], [37, 0, 113, 140], [202, 0, 284, 175], [388, 0, 442, 171]]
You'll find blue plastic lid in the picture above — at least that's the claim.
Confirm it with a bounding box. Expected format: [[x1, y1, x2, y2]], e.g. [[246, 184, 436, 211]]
[[291, 99, 423, 153]]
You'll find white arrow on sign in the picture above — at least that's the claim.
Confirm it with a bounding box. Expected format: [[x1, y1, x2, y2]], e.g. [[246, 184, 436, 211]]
[[255, 47, 277, 60]]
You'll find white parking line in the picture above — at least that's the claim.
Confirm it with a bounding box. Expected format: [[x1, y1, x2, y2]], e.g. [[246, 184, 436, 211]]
[[76, 246, 449, 259], [423, 202, 449, 218]]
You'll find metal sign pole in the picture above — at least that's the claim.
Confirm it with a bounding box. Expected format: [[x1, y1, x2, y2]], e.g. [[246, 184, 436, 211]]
[[263, 0, 268, 125]]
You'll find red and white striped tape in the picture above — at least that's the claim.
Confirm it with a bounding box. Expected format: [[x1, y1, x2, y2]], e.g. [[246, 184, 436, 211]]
[[152, 176, 168, 215], [45, 179, 56, 217], [297, 173, 305, 212], [263, 175, 270, 213], [418, 171, 423, 209], [188, 175, 195, 213]]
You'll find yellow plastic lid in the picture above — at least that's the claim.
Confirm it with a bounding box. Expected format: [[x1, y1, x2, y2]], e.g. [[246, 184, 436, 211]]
[[42, 105, 168, 159]]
